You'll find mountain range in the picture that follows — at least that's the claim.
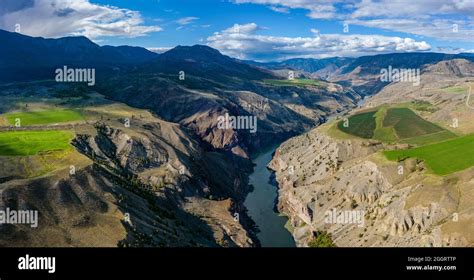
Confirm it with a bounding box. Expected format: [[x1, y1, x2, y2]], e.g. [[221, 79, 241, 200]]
[[0, 29, 158, 82], [2, 29, 473, 86]]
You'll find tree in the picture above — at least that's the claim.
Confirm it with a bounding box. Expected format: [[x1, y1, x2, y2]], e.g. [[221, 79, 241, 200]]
[[308, 231, 336, 248]]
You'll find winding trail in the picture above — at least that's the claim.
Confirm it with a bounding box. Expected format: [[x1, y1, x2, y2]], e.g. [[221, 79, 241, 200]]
[[466, 84, 473, 109]]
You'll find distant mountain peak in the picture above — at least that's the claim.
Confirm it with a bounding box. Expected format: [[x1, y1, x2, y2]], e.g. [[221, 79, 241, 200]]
[[55, 35, 98, 46], [174, 44, 220, 52], [140, 44, 274, 83], [161, 44, 224, 61]]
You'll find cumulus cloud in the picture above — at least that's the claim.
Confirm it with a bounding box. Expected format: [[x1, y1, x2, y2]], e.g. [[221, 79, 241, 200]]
[[207, 23, 431, 61], [225, 22, 260, 34], [0, 0, 162, 39], [231, 0, 474, 42]]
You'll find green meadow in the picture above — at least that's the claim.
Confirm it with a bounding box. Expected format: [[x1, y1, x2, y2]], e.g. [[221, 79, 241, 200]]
[[0, 130, 73, 156], [384, 133, 474, 175], [4, 109, 83, 126]]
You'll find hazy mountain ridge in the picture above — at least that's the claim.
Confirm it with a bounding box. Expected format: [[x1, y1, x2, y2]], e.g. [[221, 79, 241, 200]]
[[251, 52, 474, 96], [245, 57, 354, 73]]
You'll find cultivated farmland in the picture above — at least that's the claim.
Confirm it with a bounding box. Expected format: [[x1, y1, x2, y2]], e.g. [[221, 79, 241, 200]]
[[337, 105, 456, 145], [337, 110, 376, 139], [384, 133, 474, 175]]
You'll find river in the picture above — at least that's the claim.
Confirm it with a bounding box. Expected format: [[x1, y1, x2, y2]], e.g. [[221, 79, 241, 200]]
[[244, 97, 366, 247], [244, 146, 296, 247]]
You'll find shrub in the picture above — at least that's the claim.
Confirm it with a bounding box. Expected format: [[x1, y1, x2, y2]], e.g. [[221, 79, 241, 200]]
[[308, 231, 336, 248]]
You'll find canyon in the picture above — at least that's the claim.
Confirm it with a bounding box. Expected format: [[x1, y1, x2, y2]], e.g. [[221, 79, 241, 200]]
[[1, 29, 473, 247]]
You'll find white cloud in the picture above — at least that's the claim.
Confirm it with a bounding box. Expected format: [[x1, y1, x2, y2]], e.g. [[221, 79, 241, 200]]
[[232, 0, 343, 19], [207, 23, 431, 61], [222, 23, 260, 34], [269, 6, 289, 13], [176, 16, 199, 25], [310, 28, 320, 37], [0, 0, 162, 39], [347, 0, 474, 42], [231, 0, 474, 42], [351, 0, 474, 19], [347, 18, 474, 42]]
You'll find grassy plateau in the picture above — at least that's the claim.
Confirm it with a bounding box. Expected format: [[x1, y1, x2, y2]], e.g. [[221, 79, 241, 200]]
[[4, 109, 83, 126], [0, 130, 73, 156]]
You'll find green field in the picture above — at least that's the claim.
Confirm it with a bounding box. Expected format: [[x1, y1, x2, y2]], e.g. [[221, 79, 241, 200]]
[[411, 100, 438, 112], [383, 108, 444, 138], [337, 111, 376, 139], [262, 78, 320, 87], [0, 130, 73, 156], [4, 109, 83, 126], [338, 106, 456, 144], [442, 86, 468, 94], [372, 107, 397, 142], [384, 133, 474, 175], [401, 130, 458, 145]]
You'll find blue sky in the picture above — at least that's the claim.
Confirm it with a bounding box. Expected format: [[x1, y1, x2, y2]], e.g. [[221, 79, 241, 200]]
[[1, 0, 473, 61]]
